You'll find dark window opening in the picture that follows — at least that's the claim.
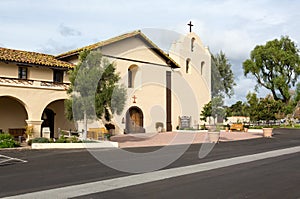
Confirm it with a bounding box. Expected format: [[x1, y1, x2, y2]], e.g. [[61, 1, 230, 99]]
[[191, 37, 195, 52], [186, 59, 191, 74], [18, 67, 27, 79], [53, 70, 64, 83], [128, 69, 133, 88]]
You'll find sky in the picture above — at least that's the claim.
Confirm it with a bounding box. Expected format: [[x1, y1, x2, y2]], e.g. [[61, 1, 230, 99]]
[[1, 0, 300, 105]]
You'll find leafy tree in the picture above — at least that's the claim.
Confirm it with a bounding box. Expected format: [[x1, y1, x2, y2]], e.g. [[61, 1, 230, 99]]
[[226, 101, 248, 117], [245, 93, 283, 122], [243, 36, 300, 103], [201, 51, 235, 123], [65, 50, 126, 137], [245, 92, 260, 122], [200, 101, 212, 122], [212, 51, 236, 98], [200, 96, 225, 123]]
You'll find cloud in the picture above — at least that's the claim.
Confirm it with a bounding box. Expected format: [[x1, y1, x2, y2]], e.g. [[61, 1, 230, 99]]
[[37, 38, 77, 55], [58, 24, 81, 37], [225, 76, 270, 105]]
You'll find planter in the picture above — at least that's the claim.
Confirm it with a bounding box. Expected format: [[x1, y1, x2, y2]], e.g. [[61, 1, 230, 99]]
[[208, 132, 220, 143], [225, 127, 229, 132], [262, 128, 273, 138], [244, 128, 248, 133]]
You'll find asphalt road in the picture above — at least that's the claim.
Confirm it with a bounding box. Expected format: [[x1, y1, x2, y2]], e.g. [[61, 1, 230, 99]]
[[0, 128, 299, 198]]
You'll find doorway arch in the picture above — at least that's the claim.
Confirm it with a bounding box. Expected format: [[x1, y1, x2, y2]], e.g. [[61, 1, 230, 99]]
[[125, 106, 145, 133], [41, 108, 55, 138]]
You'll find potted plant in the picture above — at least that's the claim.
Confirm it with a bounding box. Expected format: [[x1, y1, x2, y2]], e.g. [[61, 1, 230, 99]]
[[225, 123, 230, 132], [25, 125, 34, 142], [244, 124, 249, 133], [262, 126, 273, 137]]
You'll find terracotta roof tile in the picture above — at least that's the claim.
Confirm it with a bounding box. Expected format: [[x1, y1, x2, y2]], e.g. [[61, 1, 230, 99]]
[[0, 47, 73, 68]]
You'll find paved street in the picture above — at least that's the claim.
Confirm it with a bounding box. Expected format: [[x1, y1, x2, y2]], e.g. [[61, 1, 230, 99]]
[[0, 128, 299, 198]]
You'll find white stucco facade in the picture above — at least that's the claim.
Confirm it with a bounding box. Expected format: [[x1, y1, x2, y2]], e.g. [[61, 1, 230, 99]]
[[0, 30, 211, 138]]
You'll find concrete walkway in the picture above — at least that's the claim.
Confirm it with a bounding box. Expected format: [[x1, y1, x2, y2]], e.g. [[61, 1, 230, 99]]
[[111, 130, 264, 148]]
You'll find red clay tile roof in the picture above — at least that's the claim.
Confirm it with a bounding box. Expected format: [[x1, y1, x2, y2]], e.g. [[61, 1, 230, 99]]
[[56, 30, 180, 68], [0, 47, 73, 69]]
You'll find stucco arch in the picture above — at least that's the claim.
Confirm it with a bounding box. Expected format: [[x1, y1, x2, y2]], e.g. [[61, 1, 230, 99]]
[[39, 97, 69, 119], [0, 94, 30, 116], [0, 95, 29, 134], [40, 98, 75, 138]]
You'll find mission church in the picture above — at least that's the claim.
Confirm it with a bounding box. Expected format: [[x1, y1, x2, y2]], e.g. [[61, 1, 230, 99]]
[[0, 23, 211, 138]]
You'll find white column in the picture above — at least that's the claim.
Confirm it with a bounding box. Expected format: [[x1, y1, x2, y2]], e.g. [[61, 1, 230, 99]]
[[26, 120, 43, 138]]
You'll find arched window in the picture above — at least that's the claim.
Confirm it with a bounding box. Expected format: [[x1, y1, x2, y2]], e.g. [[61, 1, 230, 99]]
[[186, 58, 191, 74], [128, 65, 138, 88], [128, 69, 133, 88], [201, 61, 205, 75], [191, 37, 195, 52]]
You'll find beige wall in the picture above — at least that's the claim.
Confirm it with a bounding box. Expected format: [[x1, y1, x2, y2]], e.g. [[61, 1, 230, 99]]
[[60, 34, 211, 134], [0, 63, 18, 78], [0, 62, 71, 83], [47, 100, 75, 137], [0, 84, 74, 137], [101, 38, 171, 133], [169, 33, 211, 127], [0, 96, 28, 133], [28, 66, 53, 81]]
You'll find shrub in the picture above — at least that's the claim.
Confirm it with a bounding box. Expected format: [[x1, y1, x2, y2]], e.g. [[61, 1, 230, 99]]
[[32, 137, 50, 143], [0, 133, 20, 148], [56, 135, 67, 143], [67, 136, 82, 143]]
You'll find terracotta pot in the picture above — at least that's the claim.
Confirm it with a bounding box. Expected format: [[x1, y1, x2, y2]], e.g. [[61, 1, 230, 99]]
[[244, 128, 248, 133], [263, 128, 273, 138], [225, 127, 229, 132], [208, 132, 220, 143]]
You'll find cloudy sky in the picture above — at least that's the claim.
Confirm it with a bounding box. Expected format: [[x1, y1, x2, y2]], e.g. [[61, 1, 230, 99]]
[[1, 0, 300, 105]]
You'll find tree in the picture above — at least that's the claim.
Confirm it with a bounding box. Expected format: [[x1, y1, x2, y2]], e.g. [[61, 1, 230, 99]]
[[226, 101, 248, 117], [65, 50, 126, 138], [243, 36, 300, 104], [200, 96, 225, 123], [201, 51, 235, 123], [211, 51, 236, 98], [245, 92, 260, 122], [200, 101, 212, 122], [245, 93, 283, 122]]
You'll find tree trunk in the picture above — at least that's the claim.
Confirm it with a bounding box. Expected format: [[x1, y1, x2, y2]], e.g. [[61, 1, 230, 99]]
[[83, 111, 87, 140]]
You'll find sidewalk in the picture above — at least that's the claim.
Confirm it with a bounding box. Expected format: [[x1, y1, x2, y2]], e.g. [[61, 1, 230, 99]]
[[111, 131, 264, 148]]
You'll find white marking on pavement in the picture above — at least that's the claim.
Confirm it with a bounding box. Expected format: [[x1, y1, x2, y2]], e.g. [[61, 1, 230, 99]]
[[0, 155, 27, 166], [3, 146, 300, 199]]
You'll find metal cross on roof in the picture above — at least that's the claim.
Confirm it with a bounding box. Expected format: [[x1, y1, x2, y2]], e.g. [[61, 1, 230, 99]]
[[187, 21, 193, 33]]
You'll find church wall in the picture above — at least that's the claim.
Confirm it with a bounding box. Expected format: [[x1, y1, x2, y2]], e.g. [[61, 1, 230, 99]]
[[46, 100, 75, 137], [0, 96, 28, 133], [169, 33, 212, 128], [28, 67, 53, 81], [0, 63, 18, 78], [0, 84, 72, 137], [0, 62, 71, 83]]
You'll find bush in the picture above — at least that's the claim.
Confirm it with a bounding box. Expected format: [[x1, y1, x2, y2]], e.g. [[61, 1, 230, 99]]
[[0, 133, 20, 148], [67, 136, 82, 143], [32, 137, 50, 143], [56, 135, 67, 143]]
